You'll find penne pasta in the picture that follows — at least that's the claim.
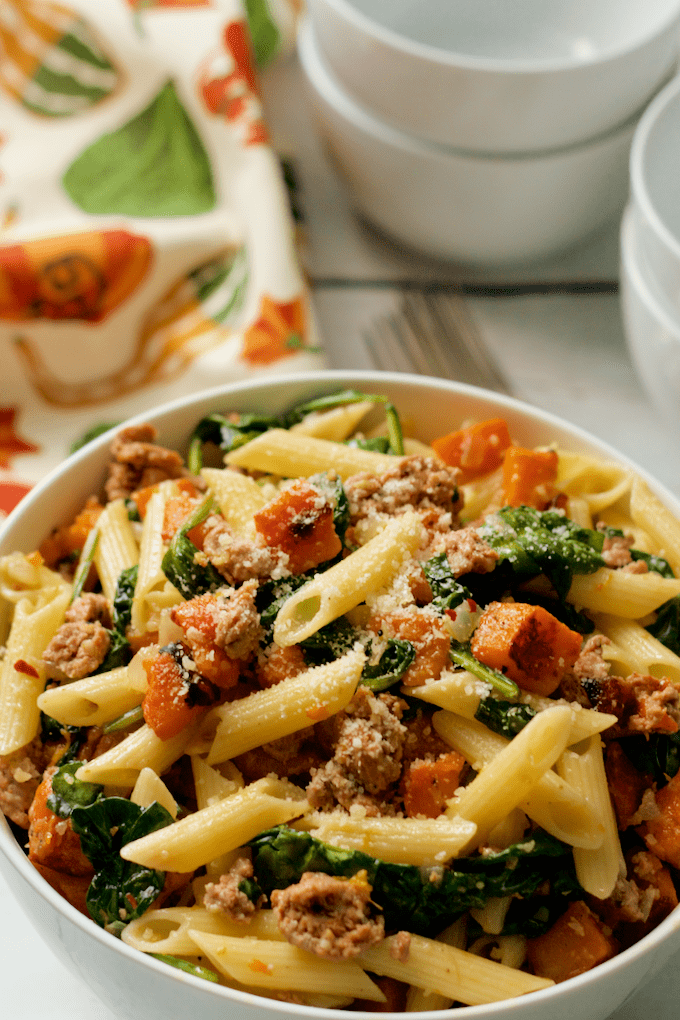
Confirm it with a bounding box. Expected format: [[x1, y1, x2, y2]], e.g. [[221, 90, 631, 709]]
[[225, 428, 399, 480], [75, 722, 194, 787], [37, 665, 144, 728], [188, 931, 386, 1001], [201, 650, 365, 764], [592, 612, 680, 683], [120, 776, 310, 872], [273, 512, 424, 646], [306, 811, 477, 865], [200, 467, 267, 535], [567, 566, 680, 617], [359, 933, 553, 1004], [93, 498, 139, 603]]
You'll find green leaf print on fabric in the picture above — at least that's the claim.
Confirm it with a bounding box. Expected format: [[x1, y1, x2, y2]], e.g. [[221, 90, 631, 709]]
[[62, 80, 216, 217], [243, 0, 281, 68]]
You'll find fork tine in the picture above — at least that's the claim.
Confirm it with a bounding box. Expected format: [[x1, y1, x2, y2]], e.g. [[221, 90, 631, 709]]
[[413, 290, 512, 394]]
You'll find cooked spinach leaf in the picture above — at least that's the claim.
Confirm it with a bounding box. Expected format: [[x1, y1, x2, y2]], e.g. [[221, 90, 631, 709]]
[[347, 435, 391, 454], [285, 390, 404, 456], [249, 826, 579, 937], [97, 563, 138, 673], [256, 574, 310, 642], [188, 411, 281, 465], [362, 638, 415, 692], [71, 797, 173, 929], [161, 497, 223, 599], [40, 713, 87, 763], [478, 507, 605, 601], [619, 732, 680, 787], [449, 643, 519, 699], [102, 705, 144, 735], [647, 595, 680, 656], [70, 527, 99, 603], [599, 526, 675, 578], [46, 760, 103, 818], [422, 553, 473, 614], [475, 697, 537, 739], [300, 616, 357, 666], [70, 422, 120, 454], [308, 471, 350, 543]]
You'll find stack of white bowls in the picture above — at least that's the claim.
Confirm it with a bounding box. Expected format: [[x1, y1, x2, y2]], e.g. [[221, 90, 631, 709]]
[[621, 73, 680, 433], [299, 0, 680, 267]]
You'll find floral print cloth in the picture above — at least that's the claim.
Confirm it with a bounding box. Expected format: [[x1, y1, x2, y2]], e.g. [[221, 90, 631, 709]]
[[0, 0, 323, 517]]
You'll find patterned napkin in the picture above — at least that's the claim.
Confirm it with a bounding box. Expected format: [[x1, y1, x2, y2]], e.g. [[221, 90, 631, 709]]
[[0, 0, 323, 518]]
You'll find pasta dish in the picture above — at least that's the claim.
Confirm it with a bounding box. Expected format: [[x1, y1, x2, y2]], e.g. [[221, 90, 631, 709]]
[[2, 388, 680, 1010]]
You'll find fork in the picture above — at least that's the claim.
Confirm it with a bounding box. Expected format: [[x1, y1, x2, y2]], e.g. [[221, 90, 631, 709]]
[[363, 289, 512, 394]]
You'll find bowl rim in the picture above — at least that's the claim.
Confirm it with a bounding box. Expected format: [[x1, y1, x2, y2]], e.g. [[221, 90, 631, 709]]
[[299, 19, 651, 162], [3, 367, 680, 1019], [620, 201, 680, 341], [629, 72, 680, 265], [307, 0, 680, 75]]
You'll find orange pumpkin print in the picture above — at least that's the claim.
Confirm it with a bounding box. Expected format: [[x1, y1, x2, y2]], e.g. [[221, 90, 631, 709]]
[[0, 230, 153, 323], [241, 293, 307, 366]]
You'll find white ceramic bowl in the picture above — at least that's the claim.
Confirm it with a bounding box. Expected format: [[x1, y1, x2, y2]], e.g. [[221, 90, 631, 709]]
[[298, 19, 641, 267], [306, 0, 680, 153], [3, 369, 680, 1020], [620, 202, 680, 434], [630, 73, 680, 311]]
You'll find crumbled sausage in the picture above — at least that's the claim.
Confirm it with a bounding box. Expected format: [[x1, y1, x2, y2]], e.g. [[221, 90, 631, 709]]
[[271, 871, 385, 959], [0, 738, 46, 828], [426, 525, 499, 578], [213, 580, 261, 658], [63, 592, 112, 628], [105, 424, 190, 501], [345, 456, 462, 529], [43, 603, 111, 680], [558, 634, 612, 705], [200, 514, 287, 584], [587, 672, 680, 738], [307, 687, 407, 813], [204, 857, 263, 923], [390, 930, 411, 962]]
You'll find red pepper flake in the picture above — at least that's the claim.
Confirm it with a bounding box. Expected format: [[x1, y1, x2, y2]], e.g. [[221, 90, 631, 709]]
[[14, 659, 39, 677], [125, 892, 138, 910]]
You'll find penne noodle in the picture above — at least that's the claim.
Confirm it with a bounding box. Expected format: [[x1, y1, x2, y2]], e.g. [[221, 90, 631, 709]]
[[122, 906, 283, 956], [630, 475, 680, 571], [120, 776, 310, 872], [225, 428, 399, 480], [273, 512, 424, 646], [434, 711, 605, 850], [130, 767, 178, 818], [200, 650, 365, 764], [557, 735, 624, 900], [289, 401, 374, 441], [359, 933, 553, 1004], [37, 665, 143, 728], [592, 612, 680, 683], [568, 567, 680, 618], [306, 811, 477, 865], [93, 498, 139, 603], [188, 931, 386, 1001], [75, 722, 194, 787], [200, 467, 266, 535]]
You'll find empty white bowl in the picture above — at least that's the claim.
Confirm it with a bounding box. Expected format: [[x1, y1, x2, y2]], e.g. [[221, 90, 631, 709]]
[[306, 0, 680, 152], [4, 369, 680, 1020], [298, 18, 642, 267], [630, 73, 680, 311], [620, 202, 680, 433]]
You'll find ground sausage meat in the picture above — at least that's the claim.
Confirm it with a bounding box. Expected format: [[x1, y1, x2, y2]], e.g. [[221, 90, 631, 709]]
[[271, 871, 385, 959], [204, 857, 263, 923], [426, 525, 499, 578], [0, 738, 45, 828], [105, 424, 190, 501], [200, 514, 287, 585], [307, 688, 407, 814], [345, 456, 462, 527], [43, 593, 112, 679]]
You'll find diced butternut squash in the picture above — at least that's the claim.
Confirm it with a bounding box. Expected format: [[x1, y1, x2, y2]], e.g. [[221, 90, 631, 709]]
[[640, 770, 680, 869], [28, 768, 93, 876], [132, 477, 199, 520], [604, 741, 650, 830], [470, 600, 582, 696], [253, 479, 341, 574], [171, 592, 249, 688], [368, 608, 451, 687], [142, 648, 215, 741], [39, 496, 104, 567], [256, 644, 307, 689], [526, 900, 618, 983], [501, 446, 559, 508], [401, 752, 465, 818], [431, 418, 511, 485]]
